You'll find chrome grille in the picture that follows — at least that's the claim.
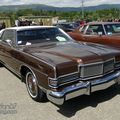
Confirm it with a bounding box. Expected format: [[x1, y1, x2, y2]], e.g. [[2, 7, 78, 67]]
[[103, 59, 114, 73], [80, 63, 103, 78], [80, 58, 114, 79]]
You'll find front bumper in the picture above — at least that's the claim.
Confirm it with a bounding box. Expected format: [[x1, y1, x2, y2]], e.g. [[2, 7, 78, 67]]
[[47, 70, 120, 105]]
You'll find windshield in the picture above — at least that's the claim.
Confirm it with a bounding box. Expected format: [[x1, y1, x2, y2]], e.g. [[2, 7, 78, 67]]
[[104, 24, 120, 34], [17, 27, 72, 45], [60, 23, 78, 29]]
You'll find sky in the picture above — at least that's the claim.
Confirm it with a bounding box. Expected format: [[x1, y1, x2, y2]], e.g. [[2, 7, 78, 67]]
[[0, 0, 120, 7]]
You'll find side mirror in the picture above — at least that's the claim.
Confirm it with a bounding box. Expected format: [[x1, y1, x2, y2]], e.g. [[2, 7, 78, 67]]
[[107, 32, 112, 36], [98, 32, 103, 36], [5, 39, 12, 46]]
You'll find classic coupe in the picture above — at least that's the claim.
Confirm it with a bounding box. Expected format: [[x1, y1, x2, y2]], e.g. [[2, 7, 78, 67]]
[[68, 22, 120, 48], [0, 26, 120, 105]]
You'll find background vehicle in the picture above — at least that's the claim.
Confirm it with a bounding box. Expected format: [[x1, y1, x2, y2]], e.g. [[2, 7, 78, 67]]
[[68, 22, 120, 48], [53, 22, 80, 32]]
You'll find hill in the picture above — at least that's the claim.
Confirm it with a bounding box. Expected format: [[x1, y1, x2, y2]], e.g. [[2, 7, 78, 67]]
[[0, 4, 120, 12]]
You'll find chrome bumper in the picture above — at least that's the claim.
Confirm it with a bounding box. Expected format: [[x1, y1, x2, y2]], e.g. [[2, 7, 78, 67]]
[[47, 70, 120, 105]]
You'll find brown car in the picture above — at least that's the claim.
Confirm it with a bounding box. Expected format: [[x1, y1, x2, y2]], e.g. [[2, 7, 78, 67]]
[[68, 22, 120, 48], [0, 26, 120, 105]]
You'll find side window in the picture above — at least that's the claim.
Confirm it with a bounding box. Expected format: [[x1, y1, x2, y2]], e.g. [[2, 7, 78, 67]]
[[1, 30, 16, 43], [86, 25, 105, 35], [104, 25, 115, 35]]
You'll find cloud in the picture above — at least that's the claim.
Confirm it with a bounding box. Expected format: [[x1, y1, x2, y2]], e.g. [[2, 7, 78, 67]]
[[85, 0, 120, 6], [0, 0, 120, 7]]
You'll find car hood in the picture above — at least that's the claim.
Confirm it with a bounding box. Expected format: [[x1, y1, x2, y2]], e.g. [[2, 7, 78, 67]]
[[23, 41, 119, 65]]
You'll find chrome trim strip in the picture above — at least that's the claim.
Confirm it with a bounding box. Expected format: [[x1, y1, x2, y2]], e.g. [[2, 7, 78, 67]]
[[52, 71, 79, 79], [79, 58, 114, 67], [80, 61, 103, 67]]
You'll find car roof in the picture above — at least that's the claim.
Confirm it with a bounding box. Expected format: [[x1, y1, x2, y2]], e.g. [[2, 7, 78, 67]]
[[5, 26, 57, 31]]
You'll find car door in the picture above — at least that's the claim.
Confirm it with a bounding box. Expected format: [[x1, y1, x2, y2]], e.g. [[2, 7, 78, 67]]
[[102, 35, 120, 48], [102, 24, 120, 47], [82, 24, 105, 44], [0, 29, 20, 75]]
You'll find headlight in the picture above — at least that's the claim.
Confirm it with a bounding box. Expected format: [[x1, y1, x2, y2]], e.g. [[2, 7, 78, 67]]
[[48, 72, 79, 88], [49, 78, 58, 88], [115, 61, 120, 69]]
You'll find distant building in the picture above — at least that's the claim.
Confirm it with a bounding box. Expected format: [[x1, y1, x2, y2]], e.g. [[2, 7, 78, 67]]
[[0, 17, 11, 29], [18, 16, 59, 26]]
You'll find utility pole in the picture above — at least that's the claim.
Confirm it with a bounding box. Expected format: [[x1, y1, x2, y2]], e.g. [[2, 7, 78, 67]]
[[81, 0, 84, 19]]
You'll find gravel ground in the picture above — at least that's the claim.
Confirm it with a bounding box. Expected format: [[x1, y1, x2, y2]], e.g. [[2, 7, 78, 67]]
[[0, 67, 120, 120]]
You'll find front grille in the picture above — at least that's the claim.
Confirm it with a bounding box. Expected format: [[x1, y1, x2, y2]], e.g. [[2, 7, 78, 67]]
[[104, 59, 114, 73], [80, 58, 114, 79], [80, 63, 103, 78]]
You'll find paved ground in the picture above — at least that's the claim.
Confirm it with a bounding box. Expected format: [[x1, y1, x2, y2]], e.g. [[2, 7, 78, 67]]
[[0, 67, 120, 120]]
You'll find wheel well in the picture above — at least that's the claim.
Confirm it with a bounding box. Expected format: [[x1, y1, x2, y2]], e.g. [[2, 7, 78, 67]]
[[20, 66, 30, 82], [0, 61, 4, 67]]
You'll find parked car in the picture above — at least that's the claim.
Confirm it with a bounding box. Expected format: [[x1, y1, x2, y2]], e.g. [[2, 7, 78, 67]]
[[0, 22, 6, 30], [53, 22, 80, 32], [0, 26, 120, 105], [68, 22, 120, 48]]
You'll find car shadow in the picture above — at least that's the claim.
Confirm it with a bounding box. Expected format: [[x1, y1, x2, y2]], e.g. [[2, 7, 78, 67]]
[[56, 84, 120, 118]]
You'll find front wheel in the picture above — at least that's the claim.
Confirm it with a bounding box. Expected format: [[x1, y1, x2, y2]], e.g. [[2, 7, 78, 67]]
[[26, 71, 46, 102]]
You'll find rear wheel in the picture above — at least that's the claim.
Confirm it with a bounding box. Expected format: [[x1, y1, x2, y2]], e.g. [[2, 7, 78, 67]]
[[26, 71, 46, 102]]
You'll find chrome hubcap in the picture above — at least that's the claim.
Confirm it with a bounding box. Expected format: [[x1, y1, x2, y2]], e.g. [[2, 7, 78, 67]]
[[26, 72, 38, 98]]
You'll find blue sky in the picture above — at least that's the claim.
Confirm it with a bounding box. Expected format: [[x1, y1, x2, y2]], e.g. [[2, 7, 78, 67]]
[[0, 0, 120, 7]]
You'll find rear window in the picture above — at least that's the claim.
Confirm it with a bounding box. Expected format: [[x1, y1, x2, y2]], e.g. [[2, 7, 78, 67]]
[[104, 24, 120, 34]]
